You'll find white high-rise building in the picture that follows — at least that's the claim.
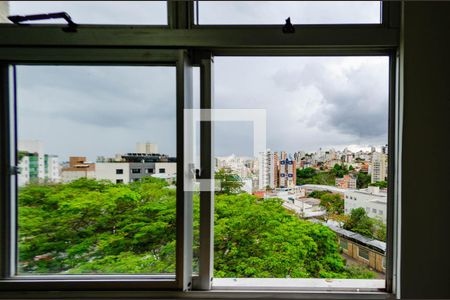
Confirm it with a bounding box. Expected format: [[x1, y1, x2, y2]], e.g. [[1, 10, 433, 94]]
[[136, 143, 159, 154], [258, 149, 277, 190], [371, 152, 387, 183]]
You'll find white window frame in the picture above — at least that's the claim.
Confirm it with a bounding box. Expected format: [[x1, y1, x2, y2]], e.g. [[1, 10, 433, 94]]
[[0, 1, 401, 298]]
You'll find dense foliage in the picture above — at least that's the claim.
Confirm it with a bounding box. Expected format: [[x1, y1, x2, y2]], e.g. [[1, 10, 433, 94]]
[[356, 172, 372, 189], [19, 178, 374, 278], [330, 164, 350, 178], [343, 208, 386, 241], [296, 168, 336, 186], [215, 167, 244, 194], [19, 178, 177, 274], [369, 181, 388, 188], [308, 191, 344, 216]]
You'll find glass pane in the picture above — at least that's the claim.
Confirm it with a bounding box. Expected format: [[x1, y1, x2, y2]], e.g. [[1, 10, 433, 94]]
[[4, 1, 167, 25], [213, 57, 388, 281], [198, 1, 381, 25], [16, 66, 176, 275]]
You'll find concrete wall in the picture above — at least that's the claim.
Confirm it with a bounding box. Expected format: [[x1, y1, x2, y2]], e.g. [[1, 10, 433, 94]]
[[96, 163, 130, 184], [400, 2, 450, 298]]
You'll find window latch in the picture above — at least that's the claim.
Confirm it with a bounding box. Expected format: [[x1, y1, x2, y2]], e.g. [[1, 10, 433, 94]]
[[195, 168, 202, 180], [10, 166, 21, 175], [282, 17, 295, 34], [8, 12, 78, 33]]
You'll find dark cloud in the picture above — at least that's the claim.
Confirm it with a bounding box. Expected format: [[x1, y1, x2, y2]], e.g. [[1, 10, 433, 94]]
[[273, 59, 389, 139], [17, 66, 176, 160]]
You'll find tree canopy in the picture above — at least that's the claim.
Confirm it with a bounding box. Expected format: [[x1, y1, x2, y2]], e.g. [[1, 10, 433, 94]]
[[18, 178, 374, 278], [215, 167, 244, 194], [343, 208, 386, 241]]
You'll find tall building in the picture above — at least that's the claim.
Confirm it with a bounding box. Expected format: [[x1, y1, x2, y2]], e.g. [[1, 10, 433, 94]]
[[136, 142, 159, 154], [371, 152, 387, 183], [278, 154, 296, 188], [258, 149, 277, 190], [18, 140, 60, 186]]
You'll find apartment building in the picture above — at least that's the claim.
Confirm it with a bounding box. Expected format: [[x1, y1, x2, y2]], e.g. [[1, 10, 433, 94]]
[[335, 174, 357, 189], [278, 155, 296, 189], [258, 149, 277, 190], [370, 152, 387, 183], [18, 140, 59, 186], [344, 186, 387, 223], [96, 161, 176, 184], [61, 157, 95, 183]]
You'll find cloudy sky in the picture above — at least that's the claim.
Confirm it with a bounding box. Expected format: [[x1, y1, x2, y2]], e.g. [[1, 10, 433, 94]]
[[12, 1, 388, 160]]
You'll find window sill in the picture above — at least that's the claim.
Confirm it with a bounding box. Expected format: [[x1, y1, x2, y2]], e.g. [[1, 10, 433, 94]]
[[213, 278, 385, 292]]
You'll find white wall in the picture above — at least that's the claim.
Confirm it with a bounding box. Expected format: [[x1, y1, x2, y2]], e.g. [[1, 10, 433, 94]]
[[155, 162, 176, 175], [96, 163, 130, 183]]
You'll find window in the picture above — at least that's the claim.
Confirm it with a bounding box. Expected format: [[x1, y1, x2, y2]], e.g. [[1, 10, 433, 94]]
[[340, 239, 348, 250], [0, 0, 399, 296], [6, 1, 167, 25], [358, 247, 370, 260], [196, 1, 381, 25], [212, 56, 388, 285], [13, 65, 177, 276]]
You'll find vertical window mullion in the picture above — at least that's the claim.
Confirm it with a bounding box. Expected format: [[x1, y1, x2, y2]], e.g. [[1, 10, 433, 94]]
[[0, 65, 15, 279], [176, 50, 194, 291], [197, 54, 214, 290]]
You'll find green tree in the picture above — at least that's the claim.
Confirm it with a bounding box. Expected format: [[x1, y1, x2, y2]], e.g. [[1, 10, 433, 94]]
[[215, 168, 244, 194], [369, 181, 387, 188], [18, 178, 375, 278], [331, 164, 349, 178], [343, 208, 386, 241], [356, 172, 371, 189], [297, 167, 317, 179], [214, 193, 373, 278]]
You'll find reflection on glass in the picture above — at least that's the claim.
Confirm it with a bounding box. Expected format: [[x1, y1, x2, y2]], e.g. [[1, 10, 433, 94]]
[[198, 1, 381, 25], [16, 66, 176, 274], [6, 1, 167, 25]]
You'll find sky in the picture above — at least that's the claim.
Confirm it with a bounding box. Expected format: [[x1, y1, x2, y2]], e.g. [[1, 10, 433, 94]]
[[11, 1, 388, 160]]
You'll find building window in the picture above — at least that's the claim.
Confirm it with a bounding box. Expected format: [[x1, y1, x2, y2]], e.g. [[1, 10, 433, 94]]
[[146, 168, 154, 174], [358, 247, 370, 260], [132, 168, 141, 174], [159, 168, 165, 173], [116, 179, 123, 184], [116, 169, 123, 174], [340, 239, 348, 250], [372, 208, 377, 213]]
